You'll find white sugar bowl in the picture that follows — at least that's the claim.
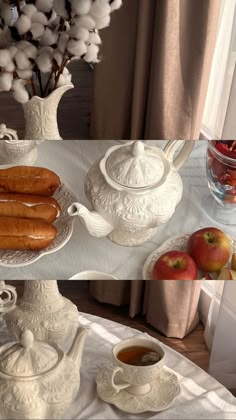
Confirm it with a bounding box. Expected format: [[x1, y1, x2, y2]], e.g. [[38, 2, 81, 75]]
[[68, 140, 194, 247], [0, 124, 44, 165]]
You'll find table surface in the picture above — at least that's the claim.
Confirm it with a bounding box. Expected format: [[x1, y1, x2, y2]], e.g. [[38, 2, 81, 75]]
[[1, 312, 236, 419], [1, 140, 236, 280]]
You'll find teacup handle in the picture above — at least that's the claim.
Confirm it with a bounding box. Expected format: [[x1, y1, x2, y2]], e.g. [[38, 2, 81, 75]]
[[0, 281, 17, 314], [110, 367, 130, 393], [164, 140, 195, 171]]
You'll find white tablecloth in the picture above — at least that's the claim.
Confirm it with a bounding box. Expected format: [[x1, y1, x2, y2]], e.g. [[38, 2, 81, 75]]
[[1, 312, 236, 419], [1, 140, 236, 280]]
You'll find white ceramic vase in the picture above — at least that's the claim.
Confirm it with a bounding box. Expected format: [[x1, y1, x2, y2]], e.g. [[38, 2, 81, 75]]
[[22, 84, 74, 140], [1, 280, 79, 347]]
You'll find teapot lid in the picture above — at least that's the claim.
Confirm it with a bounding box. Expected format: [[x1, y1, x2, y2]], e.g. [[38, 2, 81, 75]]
[[0, 330, 60, 377], [100, 141, 171, 191]]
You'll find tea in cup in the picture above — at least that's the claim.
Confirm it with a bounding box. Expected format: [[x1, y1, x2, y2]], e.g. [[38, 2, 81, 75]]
[[110, 336, 165, 396]]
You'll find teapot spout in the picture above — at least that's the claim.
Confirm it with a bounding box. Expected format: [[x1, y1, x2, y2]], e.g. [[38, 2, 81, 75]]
[[0, 281, 17, 314], [68, 203, 114, 237], [67, 327, 89, 370]]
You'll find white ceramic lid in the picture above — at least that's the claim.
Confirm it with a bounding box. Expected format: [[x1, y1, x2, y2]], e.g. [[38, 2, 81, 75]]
[[100, 141, 171, 191], [0, 330, 59, 377]]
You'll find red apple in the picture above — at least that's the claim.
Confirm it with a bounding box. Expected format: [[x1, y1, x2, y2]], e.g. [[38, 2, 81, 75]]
[[188, 227, 231, 273], [152, 251, 198, 280]]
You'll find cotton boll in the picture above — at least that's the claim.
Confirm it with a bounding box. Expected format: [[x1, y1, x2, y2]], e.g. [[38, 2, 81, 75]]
[[9, 46, 17, 58], [69, 26, 89, 42], [0, 72, 13, 92], [90, 0, 111, 18], [53, 50, 63, 66], [67, 39, 87, 57], [30, 22, 45, 39], [5, 61, 15, 72], [17, 41, 30, 51], [94, 14, 110, 29], [31, 12, 48, 26], [13, 85, 30, 104], [57, 70, 72, 87], [0, 3, 13, 26], [48, 10, 58, 24], [83, 43, 99, 63], [110, 0, 122, 11], [75, 15, 96, 30], [54, 0, 68, 18], [58, 33, 70, 54], [16, 68, 33, 80], [36, 52, 53, 73], [0, 49, 11, 67], [15, 15, 32, 35], [40, 28, 58, 46], [38, 46, 54, 55], [23, 43, 38, 60], [71, 0, 92, 15], [15, 51, 31, 70], [36, 0, 54, 13], [88, 31, 101, 45], [22, 4, 38, 18]]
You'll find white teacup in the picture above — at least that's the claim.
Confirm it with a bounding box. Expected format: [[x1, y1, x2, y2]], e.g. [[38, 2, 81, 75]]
[[110, 336, 165, 396]]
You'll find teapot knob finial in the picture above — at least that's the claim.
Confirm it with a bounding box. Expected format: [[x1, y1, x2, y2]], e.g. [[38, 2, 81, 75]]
[[20, 330, 34, 349], [131, 141, 145, 157]]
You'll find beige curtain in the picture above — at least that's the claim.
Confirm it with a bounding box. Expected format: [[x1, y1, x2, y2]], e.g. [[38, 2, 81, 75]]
[[90, 0, 221, 140], [90, 281, 201, 339]]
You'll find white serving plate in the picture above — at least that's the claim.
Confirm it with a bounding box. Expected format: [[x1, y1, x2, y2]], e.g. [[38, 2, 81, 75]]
[[143, 234, 236, 280], [69, 271, 119, 280], [0, 182, 77, 267]]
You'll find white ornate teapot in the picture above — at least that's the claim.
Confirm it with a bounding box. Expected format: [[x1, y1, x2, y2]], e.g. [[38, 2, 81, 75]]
[[68, 140, 194, 246], [0, 124, 44, 165], [0, 327, 88, 420]]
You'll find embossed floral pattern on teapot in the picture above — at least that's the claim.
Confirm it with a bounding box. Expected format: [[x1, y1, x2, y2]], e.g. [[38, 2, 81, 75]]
[[0, 327, 88, 420], [68, 140, 194, 246]]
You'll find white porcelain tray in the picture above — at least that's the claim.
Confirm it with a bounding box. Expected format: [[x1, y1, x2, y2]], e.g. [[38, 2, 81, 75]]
[[0, 183, 77, 267], [143, 234, 236, 280]]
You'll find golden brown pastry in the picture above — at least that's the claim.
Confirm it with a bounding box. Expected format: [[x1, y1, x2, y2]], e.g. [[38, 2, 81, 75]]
[[0, 194, 61, 223], [0, 167, 61, 196], [0, 217, 57, 250]]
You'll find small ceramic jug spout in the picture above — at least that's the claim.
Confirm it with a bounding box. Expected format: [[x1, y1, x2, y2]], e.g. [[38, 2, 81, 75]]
[[68, 203, 114, 237], [67, 327, 89, 371]]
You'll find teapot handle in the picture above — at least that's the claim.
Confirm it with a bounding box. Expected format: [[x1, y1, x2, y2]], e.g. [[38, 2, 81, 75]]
[[163, 140, 195, 171], [0, 281, 17, 314], [0, 124, 18, 140]]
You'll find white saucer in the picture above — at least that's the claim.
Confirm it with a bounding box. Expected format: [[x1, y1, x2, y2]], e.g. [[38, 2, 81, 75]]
[[96, 365, 181, 414], [0, 183, 77, 267], [143, 234, 236, 280]]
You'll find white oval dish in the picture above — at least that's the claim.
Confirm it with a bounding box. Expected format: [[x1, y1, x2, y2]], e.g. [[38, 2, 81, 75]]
[[143, 234, 236, 280], [0, 183, 77, 267], [69, 271, 119, 280]]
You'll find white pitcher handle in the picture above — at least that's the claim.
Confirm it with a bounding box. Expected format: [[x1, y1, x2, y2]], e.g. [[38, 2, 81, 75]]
[[164, 140, 195, 171], [0, 281, 17, 314], [0, 124, 18, 140], [110, 367, 130, 393]]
